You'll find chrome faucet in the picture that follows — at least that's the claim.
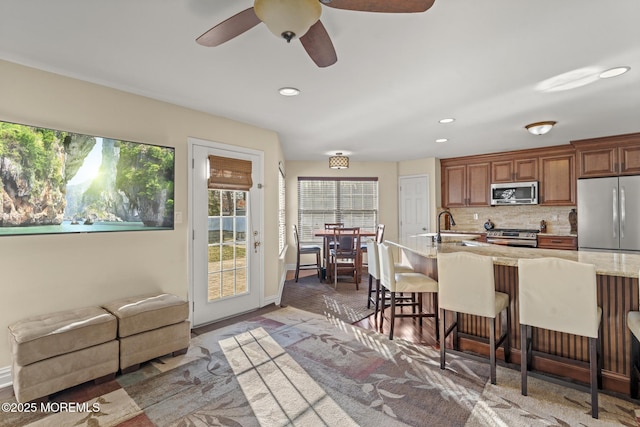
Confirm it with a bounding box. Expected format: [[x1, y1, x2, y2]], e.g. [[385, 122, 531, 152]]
[[436, 210, 456, 243]]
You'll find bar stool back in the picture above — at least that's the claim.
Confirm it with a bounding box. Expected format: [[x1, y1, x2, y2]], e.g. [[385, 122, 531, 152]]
[[437, 251, 510, 385], [518, 257, 602, 418]]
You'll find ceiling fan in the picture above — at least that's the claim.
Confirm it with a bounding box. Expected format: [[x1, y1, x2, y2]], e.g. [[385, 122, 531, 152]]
[[196, 0, 435, 68]]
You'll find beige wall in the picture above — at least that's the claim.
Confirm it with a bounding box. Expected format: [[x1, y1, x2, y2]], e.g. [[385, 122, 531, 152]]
[[0, 60, 284, 368], [284, 161, 399, 265]]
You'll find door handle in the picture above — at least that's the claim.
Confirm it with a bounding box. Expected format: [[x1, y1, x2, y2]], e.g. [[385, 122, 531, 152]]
[[612, 187, 618, 239], [621, 186, 626, 239]]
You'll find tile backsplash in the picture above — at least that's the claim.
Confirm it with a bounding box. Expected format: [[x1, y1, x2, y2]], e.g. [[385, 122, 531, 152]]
[[444, 205, 577, 235]]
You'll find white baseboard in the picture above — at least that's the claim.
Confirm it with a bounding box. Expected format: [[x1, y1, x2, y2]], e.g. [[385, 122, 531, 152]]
[[0, 365, 12, 389]]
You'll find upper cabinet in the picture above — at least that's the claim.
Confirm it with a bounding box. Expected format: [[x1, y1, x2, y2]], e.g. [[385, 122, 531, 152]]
[[572, 133, 640, 178], [491, 156, 538, 183], [442, 160, 491, 207], [441, 145, 575, 208], [538, 147, 575, 205]]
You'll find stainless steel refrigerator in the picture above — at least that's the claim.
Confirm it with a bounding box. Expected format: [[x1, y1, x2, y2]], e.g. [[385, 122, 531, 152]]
[[577, 175, 640, 252]]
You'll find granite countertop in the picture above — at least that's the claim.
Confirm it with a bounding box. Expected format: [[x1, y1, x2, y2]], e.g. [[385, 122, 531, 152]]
[[387, 235, 640, 278]]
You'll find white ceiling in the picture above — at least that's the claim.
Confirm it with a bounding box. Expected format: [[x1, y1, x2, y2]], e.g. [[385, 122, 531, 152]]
[[1, 0, 639, 162]]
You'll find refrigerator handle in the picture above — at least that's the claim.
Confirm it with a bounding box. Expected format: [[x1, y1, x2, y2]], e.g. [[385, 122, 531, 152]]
[[612, 187, 618, 239], [621, 186, 626, 239]]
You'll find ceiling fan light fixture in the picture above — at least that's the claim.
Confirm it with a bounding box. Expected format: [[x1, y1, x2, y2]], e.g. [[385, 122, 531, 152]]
[[254, 0, 322, 43], [329, 153, 349, 169], [525, 121, 556, 135]]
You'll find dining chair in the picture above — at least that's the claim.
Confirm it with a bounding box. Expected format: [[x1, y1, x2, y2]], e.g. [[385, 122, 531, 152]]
[[518, 257, 602, 418], [329, 227, 361, 289], [378, 243, 438, 340], [293, 225, 322, 282], [437, 252, 510, 385]]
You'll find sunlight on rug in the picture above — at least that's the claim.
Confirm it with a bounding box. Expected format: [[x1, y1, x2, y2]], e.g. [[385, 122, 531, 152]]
[[220, 327, 358, 426]]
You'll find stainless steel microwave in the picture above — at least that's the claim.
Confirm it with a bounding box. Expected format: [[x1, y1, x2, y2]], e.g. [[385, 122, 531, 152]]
[[490, 181, 538, 205]]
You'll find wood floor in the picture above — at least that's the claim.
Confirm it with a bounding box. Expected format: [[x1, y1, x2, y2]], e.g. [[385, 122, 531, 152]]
[[288, 270, 439, 347]]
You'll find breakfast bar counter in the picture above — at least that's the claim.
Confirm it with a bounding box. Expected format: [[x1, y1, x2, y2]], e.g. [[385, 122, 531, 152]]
[[386, 236, 640, 394]]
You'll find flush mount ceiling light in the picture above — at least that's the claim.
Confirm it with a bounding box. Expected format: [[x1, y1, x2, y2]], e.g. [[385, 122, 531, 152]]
[[279, 87, 300, 96], [599, 66, 631, 79], [439, 118, 455, 124], [329, 152, 349, 169], [254, 0, 322, 43], [525, 121, 557, 135]]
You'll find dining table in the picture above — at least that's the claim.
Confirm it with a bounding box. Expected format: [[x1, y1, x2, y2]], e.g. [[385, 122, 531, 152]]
[[313, 228, 376, 284]]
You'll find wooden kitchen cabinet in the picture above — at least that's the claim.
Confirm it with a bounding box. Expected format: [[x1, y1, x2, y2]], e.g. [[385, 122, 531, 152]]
[[572, 132, 640, 178], [539, 148, 575, 206], [537, 234, 578, 250], [442, 161, 490, 207], [491, 157, 538, 183]]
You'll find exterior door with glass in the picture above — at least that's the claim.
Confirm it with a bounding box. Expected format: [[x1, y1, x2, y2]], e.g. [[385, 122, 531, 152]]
[[191, 142, 262, 326]]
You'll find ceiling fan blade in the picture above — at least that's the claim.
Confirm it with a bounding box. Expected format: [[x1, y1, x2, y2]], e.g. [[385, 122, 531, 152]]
[[300, 20, 337, 68], [320, 0, 435, 13], [196, 8, 261, 47]]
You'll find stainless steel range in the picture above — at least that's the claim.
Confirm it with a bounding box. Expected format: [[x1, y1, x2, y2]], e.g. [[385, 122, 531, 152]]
[[485, 229, 539, 247]]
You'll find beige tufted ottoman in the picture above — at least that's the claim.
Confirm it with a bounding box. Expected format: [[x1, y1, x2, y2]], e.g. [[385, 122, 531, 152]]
[[102, 293, 190, 372], [8, 306, 118, 403]]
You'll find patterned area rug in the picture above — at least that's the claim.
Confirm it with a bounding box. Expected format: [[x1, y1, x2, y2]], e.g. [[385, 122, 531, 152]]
[[280, 273, 376, 324], [1, 307, 639, 426]]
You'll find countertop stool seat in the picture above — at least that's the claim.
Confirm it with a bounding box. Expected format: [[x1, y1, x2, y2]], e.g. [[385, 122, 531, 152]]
[[102, 293, 190, 373], [8, 306, 118, 403], [628, 310, 640, 398], [378, 243, 438, 340], [518, 257, 602, 419], [437, 251, 510, 385]]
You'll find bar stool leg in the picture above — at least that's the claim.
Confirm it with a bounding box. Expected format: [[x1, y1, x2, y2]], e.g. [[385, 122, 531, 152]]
[[589, 337, 599, 418], [490, 317, 496, 385]]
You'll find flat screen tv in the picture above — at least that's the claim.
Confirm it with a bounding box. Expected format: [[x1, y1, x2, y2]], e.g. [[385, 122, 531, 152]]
[[0, 120, 175, 236]]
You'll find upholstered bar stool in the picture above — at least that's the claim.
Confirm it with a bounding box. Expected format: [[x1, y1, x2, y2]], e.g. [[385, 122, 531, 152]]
[[518, 257, 602, 419], [378, 243, 438, 340], [628, 308, 640, 398], [293, 224, 321, 282], [437, 252, 510, 385]]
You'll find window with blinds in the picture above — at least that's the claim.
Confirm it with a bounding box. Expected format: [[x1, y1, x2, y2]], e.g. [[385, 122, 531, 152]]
[[297, 177, 378, 243]]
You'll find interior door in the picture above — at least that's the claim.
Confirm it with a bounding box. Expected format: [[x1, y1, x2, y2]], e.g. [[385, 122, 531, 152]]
[[399, 175, 430, 240], [191, 142, 262, 326]]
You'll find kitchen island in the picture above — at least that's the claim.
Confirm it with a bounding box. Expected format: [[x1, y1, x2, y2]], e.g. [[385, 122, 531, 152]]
[[386, 235, 640, 394]]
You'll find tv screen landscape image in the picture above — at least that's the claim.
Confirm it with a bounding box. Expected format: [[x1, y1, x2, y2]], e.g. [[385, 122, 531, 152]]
[[0, 120, 175, 236]]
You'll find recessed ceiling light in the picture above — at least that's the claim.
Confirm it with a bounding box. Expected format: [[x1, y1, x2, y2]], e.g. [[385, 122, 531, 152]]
[[278, 87, 300, 96], [435, 138, 448, 143], [439, 118, 455, 124], [599, 66, 631, 79]]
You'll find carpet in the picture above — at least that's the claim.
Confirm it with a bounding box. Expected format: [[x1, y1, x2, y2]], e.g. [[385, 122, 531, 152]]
[[280, 273, 376, 324], [2, 306, 638, 427]]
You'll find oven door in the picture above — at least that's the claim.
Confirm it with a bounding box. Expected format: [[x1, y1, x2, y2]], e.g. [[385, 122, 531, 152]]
[[486, 238, 537, 247]]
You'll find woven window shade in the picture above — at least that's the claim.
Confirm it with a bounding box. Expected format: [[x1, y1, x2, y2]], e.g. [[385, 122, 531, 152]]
[[208, 155, 253, 191]]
